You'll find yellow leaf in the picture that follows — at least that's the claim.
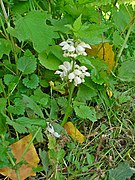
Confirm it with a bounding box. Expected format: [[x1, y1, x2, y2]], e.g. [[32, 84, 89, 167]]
[[0, 134, 40, 180], [64, 122, 85, 143], [86, 42, 115, 73]]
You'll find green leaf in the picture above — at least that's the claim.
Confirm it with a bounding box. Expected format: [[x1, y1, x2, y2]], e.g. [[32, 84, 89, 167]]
[[6, 118, 28, 134], [57, 97, 68, 111], [118, 60, 135, 82], [47, 135, 56, 150], [23, 74, 39, 89], [39, 149, 49, 174], [31, 87, 50, 108], [74, 105, 97, 122], [112, 5, 134, 32], [0, 112, 7, 135], [8, 98, 25, 115], [17, 50, 37, 75], [16, 117, 46, 129], [38, 52, 61, 70], [86, 153, 94, 165], [0, 38, 12, 58], [0, 98, 7, 112], [9, 11, 58, 53], [73, 14, 82, 32], [91, 69, 105, 85], [75, 24, 109, 44], [50, 98, 59, 120], [113, 31, 124, 47], [76, 84, 97, 101], [109, 162, 134, 180], [22, 94, 44, 118], [0, 79, 5, 93]]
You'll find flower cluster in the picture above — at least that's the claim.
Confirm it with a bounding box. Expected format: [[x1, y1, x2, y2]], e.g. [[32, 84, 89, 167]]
[[59, 39, 91, 58], [46, 122, 60, 138], [55, 61, 90, 86]]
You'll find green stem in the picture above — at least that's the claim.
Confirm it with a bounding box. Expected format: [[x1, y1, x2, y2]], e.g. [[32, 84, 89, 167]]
[[61, 83, 74, 126], [114, 21, 134, 71], [19, 127, 41, 162]]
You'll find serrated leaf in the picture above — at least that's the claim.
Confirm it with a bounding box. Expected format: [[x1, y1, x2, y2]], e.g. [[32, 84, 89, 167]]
[[76, 84, 97, 101], [22, 94, 44, 118], [23, 74, 39, 89], [64, 122, 85, 143], [112, 5, 134, 32], [16, 117, 46, 129], [118, 60, 135, 82], [8, 11, 58, 53], [91, 69, 105, 85], [31, 88, 50, 108], [74, 105, 97, 122], [17, 50, 37, 74], [38, 52, 61, 70], [8, 98, 25, 115], [73, 14, 82, 31], [57, 97, 68, 110], [76, 24, 109, 44], [0, 38, 12, 58], [109, 162, 134, 180], [6, 118, 28, 134]]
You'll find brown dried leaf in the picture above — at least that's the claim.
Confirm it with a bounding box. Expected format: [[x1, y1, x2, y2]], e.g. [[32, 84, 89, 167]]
[[0, 134, 40, 180], [86, 43, 115, 72], [64, 122, 85, 143]]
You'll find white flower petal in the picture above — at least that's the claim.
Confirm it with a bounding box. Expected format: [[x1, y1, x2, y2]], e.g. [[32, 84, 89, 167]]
[[55, 70, 62, 75], [46, 123, 55, 134], [63, 61, 72, 71], [74, 76, 82, 86], [84, 72, 90, 76], [62, 44, 71, 50], [74, 69, 82, 75], [59, 41, 68, 46], [76, 45, 85, 53], [68, 45, 76, 52], [79, 42, 91, 49], [79, 66, 87, 72], [68, 72, 75, 81], [53, 132, 61, 138]]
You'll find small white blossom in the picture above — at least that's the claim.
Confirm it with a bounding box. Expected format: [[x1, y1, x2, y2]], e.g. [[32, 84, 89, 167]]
[[68, 72, 75, 81], [59, 38, 91, 58], [55, 61, 90, 86], [46, 122, 60, 138]]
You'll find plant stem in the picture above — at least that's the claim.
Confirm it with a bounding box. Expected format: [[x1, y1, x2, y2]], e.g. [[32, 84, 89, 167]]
[[19, 127, 41, 162], [61, 83, 74, 126], [114, 21, 134, 71], [0, 0, 8, 21]]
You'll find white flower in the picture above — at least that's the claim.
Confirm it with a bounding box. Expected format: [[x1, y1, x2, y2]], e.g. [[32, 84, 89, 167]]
[[46, 122, 60, 138], [59, 39, 91, 58], [55, 61, 90, 86]]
